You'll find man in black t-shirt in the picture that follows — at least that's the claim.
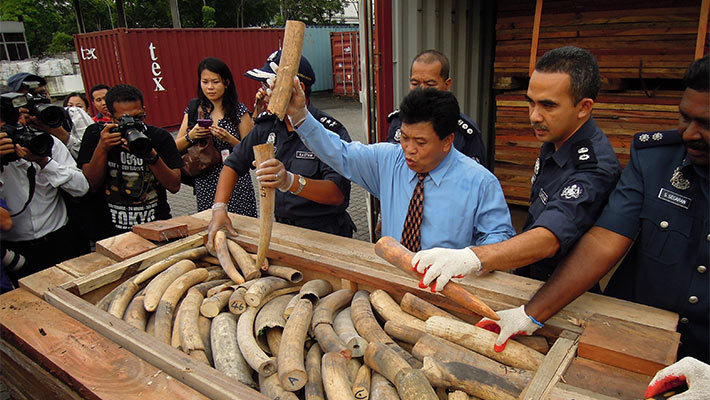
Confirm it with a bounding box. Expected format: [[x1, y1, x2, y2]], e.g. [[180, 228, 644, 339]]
[[77, 84, 182, 238]]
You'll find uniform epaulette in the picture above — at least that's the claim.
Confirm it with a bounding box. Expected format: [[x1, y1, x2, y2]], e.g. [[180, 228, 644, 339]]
[[318, 115, 343, 131], [571, 139, 598, 169], [387, 109, 400, 122], [633, 130, 682, 149], [456, 117, 479, 137], [254, 111, 277, 123]]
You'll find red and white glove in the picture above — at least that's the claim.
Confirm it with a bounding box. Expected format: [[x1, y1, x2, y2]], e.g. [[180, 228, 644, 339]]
[[476, 305, 543, 352], [645, 357, 710, 399], [412, 247, 481, 292]]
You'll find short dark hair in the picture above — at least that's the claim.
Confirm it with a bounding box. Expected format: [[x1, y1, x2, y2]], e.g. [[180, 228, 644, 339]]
[[399, 88, 459, 140], [90, 84, 110, 100], [683, 55, 709, 92], [411, 49, 450, 80], [535, 46, 600, 103], [105, 84, 143, 115], [63, 92, 89, 109]]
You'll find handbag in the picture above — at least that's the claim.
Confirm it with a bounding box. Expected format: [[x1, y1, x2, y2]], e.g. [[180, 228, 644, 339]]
[[180, 100, 221, 180]]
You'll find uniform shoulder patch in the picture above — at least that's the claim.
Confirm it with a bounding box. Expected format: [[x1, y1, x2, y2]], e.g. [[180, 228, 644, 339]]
[[633, 130, 682, 149], [387, 109, 400, 122], [456, 114, 481, 137], [317, 115, 343, 131], [254, 111, 277, 123], [571, 139, 597, 169]]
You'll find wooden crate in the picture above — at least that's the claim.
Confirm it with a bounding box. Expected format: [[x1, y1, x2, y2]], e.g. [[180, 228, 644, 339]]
[[1, 211, 681, 399]]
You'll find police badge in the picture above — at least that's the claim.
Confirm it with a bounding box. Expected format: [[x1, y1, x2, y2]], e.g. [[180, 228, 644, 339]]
[[561, 184, 583, 199], [670, 166, 690, 190], [394, 128, 402, 142]]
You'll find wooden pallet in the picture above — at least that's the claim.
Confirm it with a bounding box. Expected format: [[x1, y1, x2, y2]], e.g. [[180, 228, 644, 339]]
[[2, 211, 681, 399]]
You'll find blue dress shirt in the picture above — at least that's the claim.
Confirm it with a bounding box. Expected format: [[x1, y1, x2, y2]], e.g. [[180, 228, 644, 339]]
[[296, 113, 515, 249]]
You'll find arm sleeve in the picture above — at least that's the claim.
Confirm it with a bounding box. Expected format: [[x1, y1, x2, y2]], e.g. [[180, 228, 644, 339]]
[[594, 146, 645, 239], [224, 124, 261, 176], [530, 166, 621, 254], [472, 176, 516, 245], [296, 113, 386, 198], [152, 128, 183, 169], [40, 136, 89, 197], [76, 124, 101, 167]]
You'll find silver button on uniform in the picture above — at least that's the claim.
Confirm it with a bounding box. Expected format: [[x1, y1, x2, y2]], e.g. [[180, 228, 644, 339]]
[[698, 265, 707, 274], [706, 233, 710, 241], [660, 221, 669, 229], [680, 317, 689, 324], [689, 296, 699, 304]]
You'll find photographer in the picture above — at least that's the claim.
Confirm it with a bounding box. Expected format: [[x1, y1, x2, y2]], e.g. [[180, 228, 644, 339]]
[[7, 73, 73, 147], [0, 85, 89, 282], [77, 84, 182, 239]]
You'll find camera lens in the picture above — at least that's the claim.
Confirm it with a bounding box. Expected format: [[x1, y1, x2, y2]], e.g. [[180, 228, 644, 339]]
[[13, 127, 54, 157], [35, 103, 65, 128], [125, 128, 153, 158]]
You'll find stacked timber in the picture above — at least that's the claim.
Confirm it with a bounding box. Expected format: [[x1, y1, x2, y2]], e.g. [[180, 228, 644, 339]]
[[493, 0, 707, 204]]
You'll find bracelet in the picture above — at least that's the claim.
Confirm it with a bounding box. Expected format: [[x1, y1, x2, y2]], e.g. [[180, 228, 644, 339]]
[[146, 153, 160, 165], [528, 314, 544, 328], [278, 171, 295, 192], [211, 202, 227, 211], [185, 131, 195, 145]]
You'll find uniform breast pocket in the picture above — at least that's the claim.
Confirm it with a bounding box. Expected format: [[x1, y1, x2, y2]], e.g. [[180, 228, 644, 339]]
[[638, 203, 692, 265], [291, 158, 319, 179]]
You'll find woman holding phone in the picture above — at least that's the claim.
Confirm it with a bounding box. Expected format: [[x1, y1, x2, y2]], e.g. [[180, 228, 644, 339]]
[[176, 57, 256, 216]]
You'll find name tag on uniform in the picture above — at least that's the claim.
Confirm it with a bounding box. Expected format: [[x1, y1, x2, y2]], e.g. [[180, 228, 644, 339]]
[[296, 151, 315, 160], [539, 188, 548, 205], [658, 188, 691, 209]]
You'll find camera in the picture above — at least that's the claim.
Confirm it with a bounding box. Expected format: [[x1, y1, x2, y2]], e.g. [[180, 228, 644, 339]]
[[20, 81, 66, 128], [0, 124, 54, 164], [111, 115, 152, 158]]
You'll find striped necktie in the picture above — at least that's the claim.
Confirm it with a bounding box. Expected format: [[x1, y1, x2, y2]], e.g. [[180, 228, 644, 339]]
[[401, 172, 427, 252]]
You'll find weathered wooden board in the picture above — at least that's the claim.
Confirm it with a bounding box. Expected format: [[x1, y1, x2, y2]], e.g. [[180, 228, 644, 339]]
[[564, 357, 652, 399], [19, 266, 75, 298], [132, 220, 189, 242], [0, 288, 208, 400], [170, 214, 210, 235], [96, 232, 158, 261], [578, 313, 680, 376], [56, 252, 115, 278]]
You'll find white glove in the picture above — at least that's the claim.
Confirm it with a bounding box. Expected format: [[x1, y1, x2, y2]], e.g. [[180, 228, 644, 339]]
[[476, 305, 542, 352], [412, 247, 481, 292], [645, 357, 710, 399]]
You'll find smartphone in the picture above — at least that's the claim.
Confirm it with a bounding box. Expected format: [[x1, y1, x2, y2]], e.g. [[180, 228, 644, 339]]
[[197, 118, 213, 128]]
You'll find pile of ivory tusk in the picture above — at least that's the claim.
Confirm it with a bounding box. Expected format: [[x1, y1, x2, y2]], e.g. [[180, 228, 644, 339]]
[[96, 240, 547, 400]]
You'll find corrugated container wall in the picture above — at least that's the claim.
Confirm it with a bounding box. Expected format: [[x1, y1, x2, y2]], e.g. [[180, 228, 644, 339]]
[[331, 31, 361, 96], [302, 26, 358, 92], [390, 0, 496, 163], [74, 28, 284, 130]]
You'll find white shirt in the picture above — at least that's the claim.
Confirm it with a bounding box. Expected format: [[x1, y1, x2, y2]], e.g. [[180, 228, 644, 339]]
[[0, 135, 89, 241], [65, 106, 94, 159]]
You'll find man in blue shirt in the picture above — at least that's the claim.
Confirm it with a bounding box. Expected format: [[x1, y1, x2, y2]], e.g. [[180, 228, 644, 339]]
[[286, 85, 514, 251], [479, 56, 709, 370], [411, 46, 621, 292]]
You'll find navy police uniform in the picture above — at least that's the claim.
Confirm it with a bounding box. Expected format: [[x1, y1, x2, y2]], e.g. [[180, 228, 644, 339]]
[[386, 110, 488, 167], [518, 117, 621, 281], [598, 130, 709, 363], [224, 104, 356, 237]]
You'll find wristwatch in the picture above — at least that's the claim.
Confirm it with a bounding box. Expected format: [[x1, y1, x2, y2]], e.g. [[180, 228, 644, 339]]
[[185, 131, 195, 145], [291, 175, 307, 195]]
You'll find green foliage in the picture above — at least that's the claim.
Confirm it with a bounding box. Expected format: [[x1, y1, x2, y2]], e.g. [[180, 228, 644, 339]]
[[202, 5, 216, 28], [47, 31, 74, 54], [0, 0, 64, 56], [275, 0, 347, 25]]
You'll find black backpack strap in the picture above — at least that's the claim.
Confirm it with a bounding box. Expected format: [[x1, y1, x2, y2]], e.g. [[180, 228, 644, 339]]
[[186, 98, 201, 127]]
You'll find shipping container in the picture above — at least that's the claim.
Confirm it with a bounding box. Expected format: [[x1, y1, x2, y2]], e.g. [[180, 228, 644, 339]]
[[74, 28, 284, 130], [330, 31, 361, 96], [303, 25, 358, 92]]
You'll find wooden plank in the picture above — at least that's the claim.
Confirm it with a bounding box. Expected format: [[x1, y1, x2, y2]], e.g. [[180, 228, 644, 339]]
[[519, 331, 579, 399], [18, 267, 75, 298], [564, 357, 651, 399], [56, 252, 115, 278], [132, 220, 189, 242], [170, 214, 210, 235], [0, 288, 208, 400], [529, 0, 543, 76], [578, 313, 680, 376], [96, 231, 158, 261], [43, 287, 269, 400], [696, 0, 710, 58], [0, 338, 83, 400]]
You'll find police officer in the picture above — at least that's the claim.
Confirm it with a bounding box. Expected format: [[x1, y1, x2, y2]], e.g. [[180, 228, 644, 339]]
[[409, 46, 621, 294], [386, 50, 487, 166], [477, 56, 709, 367], [207, 51, 355, 245]]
